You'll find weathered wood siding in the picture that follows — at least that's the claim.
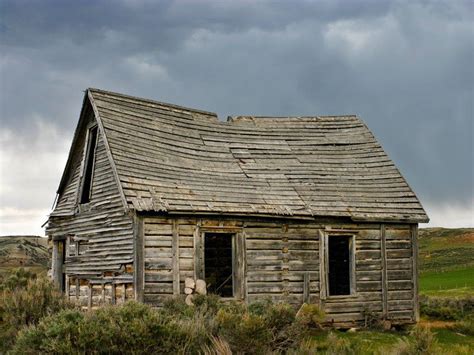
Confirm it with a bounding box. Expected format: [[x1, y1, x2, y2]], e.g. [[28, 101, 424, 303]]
[[140, 215, 417, 326], [385, 225, 417, 322], [46, 113, 133, 308]]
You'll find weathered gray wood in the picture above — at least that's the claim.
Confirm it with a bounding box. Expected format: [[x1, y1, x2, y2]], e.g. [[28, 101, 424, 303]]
[[87, 90, 129, 211], [303, 272, 310, 303], [411, 224, 419, 322], [194, 220, 203, 280], [87, 284, 92, 310], [381, 224, 388, 319], [172, 220, 180, 295], [319, 230, 327, 303], [134, 214, 144, 302]]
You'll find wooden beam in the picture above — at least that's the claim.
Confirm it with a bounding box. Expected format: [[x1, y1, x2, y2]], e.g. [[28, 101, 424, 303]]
[[303, 272, 310, 303], [133, 214, 144, 302], [381, 224, 388, 319], [411, 224, 419, 322], [194, 220, 203, 280], [318, 230, 327, 305], [172, 219, 180, 295]]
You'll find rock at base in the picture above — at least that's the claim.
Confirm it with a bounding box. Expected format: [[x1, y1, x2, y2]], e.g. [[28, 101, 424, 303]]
[[184, 277, 195, 289], [185, 294, 194, 306], [195, 279, 207, 295]]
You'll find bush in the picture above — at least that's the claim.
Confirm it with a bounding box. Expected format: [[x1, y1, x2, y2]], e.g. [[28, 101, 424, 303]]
[[420, 295, 474, 321], [451, 315, 474, 336], [12, 301, 211, 354], [0, 274, 73, 353], [215, 302, 272, 354], [392, 326, 438, 355], [295, 303, 325, 329], [0, 267, 37, 291]]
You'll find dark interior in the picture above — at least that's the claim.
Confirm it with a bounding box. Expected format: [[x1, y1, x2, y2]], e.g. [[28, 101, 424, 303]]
[[204, 233, 233, 297], [80, 125, 98, 204], [328, 236, 351, 296]]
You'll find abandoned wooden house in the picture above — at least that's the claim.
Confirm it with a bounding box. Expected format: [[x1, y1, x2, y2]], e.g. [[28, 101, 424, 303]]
[[46, 88, 428, 327]]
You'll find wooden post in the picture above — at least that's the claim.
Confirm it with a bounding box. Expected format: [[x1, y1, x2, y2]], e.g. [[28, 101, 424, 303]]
[[303, 272, 310, 303], [52, 239, 65, 292], [172, 219, 180, 295], [318, 230, 327, 306], [411, 224, 419, 322], [194, 221, 204, 280], [111, 283, 116, 305], [381, 224, 388, 319], [87, 284, 92, 310], [233, 231, 246, 300], [133, 214, 144, 302]]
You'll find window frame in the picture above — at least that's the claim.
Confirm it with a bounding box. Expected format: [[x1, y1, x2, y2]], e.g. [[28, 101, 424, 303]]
[[195, 226, 245, 300], [321, 230, 357, 299]]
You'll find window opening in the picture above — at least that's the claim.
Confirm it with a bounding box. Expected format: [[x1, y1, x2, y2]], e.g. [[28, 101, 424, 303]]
[[328, 235, 352, 296], [204, 233, 234, 297], [80, 125, 98, 204]]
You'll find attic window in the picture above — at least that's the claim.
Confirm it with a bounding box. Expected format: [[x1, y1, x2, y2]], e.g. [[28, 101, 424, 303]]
[[80, 125, 98, 204]]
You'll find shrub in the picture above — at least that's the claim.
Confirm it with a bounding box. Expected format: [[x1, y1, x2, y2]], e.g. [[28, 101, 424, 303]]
[[420, 295, 474, 321], [362, 306, 383, 330], [295, 303, 325, 329], [12, 301, 211, 354], [0, 267, 37, 291], [392, 326, 438, 355], [451, 315, 474, 336], [0, 275, 73, 353], [215, 303, 272, 354]]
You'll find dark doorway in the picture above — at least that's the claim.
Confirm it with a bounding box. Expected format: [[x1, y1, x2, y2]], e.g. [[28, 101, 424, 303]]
[[328, 236, 351, 296], [204, 233, 234, 297]]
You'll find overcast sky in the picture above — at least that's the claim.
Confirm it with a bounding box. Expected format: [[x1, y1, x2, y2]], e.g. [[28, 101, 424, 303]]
[[1, 0, 473, 236]]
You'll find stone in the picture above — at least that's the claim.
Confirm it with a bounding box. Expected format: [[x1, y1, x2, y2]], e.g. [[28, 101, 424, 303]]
[[185, 294, 194, 306], [184, 287, 193, 295], [184, 277, 195, 289], [347, 328, 357, 333], [195, 279, 207, 295]]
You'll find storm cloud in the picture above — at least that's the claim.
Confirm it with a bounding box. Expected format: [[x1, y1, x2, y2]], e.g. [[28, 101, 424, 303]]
[[0, 0, 473, 234]]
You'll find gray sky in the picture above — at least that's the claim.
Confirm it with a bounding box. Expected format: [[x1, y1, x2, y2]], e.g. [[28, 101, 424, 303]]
[[1, 0, 473, 235]]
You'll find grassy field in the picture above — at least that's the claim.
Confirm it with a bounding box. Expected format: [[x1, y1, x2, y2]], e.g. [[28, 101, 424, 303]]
[[418, 228, 474, 297]]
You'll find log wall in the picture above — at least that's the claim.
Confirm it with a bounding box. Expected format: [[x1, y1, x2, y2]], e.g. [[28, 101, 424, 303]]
[[139, 215, 418, 326]]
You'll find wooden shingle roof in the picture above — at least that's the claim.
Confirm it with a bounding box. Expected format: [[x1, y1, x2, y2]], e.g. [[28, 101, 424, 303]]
[[88, 88, 428, 223]]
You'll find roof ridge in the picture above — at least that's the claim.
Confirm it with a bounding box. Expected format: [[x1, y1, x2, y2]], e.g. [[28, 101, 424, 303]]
[[88, 88, 218, 117]]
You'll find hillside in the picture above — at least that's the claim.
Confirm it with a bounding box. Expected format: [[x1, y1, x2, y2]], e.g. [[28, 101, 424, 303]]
[[0, 236, 49, 274], [418, 227, 474, 296]]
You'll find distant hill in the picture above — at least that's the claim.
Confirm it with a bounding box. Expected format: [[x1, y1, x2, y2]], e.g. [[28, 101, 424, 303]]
[[418, 227, 474, 273], [0, 236, 49, 269]]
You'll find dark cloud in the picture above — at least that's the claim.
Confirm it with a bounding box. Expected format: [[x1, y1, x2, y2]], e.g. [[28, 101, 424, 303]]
[[0, 0, 473, 233]]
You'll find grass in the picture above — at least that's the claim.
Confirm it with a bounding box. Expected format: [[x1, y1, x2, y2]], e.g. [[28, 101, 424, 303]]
[[420, 266, 474, 297], [418, 228, 474, 298], [309, 328, 474, 354]]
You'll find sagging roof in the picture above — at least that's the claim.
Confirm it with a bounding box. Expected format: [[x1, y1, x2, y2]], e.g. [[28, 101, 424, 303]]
[[80, 88, 428, 222]]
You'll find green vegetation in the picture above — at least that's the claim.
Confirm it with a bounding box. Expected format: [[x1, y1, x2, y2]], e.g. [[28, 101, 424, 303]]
[[0, 269, 74, 353], [418, 228, 474, 298], [420, 267, 474, 296]]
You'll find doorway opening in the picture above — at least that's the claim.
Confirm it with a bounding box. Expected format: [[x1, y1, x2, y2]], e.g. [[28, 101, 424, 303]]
[[204, 233, 234, 297], [328, 235, 353, 296]]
